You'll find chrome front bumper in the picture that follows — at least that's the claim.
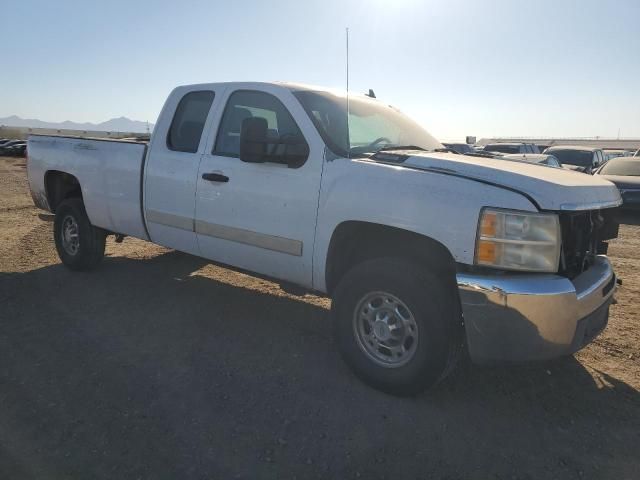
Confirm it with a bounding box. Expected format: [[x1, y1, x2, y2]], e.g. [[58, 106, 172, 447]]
[[457, 256, 616, 364]]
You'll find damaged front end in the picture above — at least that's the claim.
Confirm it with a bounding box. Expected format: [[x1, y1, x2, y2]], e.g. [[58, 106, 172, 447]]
[[456, 207, 620, 364], [559, 207, 620, 279]]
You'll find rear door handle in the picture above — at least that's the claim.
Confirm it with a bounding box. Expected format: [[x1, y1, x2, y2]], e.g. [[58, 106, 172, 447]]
[[202, 172, 229, 183]]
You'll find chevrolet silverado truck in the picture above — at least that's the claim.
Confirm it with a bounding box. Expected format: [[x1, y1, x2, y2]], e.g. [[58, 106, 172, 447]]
[[27, 82, 622, 395]]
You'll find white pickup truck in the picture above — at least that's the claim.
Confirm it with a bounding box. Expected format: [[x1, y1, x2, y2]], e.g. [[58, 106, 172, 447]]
[[27, 82, 622, 395]]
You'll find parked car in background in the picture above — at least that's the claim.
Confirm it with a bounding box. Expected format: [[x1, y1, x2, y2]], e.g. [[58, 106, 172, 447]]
[[536, 144, 550, 153], [604, 149, 634, 161], [634, 148, 640, 157], [595, 157, 640, 212], [442, 142, 475, 154], [499, 153, 562, 167], [0, 140, 27, 156], [483, 142, 540, 154], [4, 142, 27, 157], [544, 146, 605, 174]]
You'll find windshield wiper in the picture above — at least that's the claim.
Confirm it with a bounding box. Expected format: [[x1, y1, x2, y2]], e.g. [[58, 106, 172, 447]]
[[375, 145, 427, 152], [432, 147, 459, 154]]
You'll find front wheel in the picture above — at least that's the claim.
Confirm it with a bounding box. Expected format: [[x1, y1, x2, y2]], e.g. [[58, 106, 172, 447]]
[[332, 258, 461, 396], [54, 198, 106, 271]]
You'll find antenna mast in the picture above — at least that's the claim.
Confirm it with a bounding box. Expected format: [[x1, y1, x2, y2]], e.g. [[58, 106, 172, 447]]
[[346, 27, 350, 94], [346, 27, 350, 157]]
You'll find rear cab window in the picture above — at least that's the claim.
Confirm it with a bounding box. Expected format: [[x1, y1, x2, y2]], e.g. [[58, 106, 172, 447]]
[[167, 91, 215, 153]]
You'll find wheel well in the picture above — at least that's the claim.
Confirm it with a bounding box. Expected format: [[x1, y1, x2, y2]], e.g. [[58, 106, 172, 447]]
[[45, 171, 82, 213], [325, 221, 458, 295]]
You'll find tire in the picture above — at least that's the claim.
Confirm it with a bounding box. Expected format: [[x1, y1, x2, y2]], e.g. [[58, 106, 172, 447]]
[[332, 257, 462, 396], [54, 198, 106, 271]]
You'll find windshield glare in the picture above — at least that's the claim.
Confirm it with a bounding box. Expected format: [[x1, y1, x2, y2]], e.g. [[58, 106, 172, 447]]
[[600, 158, 640, 176], [293, 90, 442, 157]]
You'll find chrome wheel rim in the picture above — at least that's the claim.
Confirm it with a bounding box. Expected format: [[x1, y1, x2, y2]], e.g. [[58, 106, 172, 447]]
[[61, 215, 80, 256], [352, 291, 419, 368]]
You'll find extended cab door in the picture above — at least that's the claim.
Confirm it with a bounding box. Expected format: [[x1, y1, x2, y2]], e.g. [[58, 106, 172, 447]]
[[195, 85, 324, 288], [143, 87, 221, 255]]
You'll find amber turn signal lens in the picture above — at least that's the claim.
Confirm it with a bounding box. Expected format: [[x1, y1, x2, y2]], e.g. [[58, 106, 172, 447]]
[[476, 240, 497, 263], [480, 212, 498, 237]]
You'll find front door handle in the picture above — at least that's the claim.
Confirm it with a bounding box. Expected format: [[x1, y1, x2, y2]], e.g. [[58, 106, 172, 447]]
[[202, 172, 229, 183]]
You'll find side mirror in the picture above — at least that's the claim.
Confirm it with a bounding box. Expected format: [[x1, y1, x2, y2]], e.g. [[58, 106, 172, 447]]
[[239, 117, 310, 168], [279, 134, 310, 168], [239, 117, 268, 163]]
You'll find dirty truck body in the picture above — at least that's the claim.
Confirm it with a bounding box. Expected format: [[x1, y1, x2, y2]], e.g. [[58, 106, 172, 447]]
[[27, 82, 621, 394]]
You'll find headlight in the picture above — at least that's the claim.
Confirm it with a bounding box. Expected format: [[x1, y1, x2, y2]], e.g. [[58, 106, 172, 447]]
[[475, 208, 561, 272]]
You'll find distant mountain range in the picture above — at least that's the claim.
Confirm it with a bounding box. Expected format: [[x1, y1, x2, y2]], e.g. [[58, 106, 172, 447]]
[[0, 115, 153, 134]]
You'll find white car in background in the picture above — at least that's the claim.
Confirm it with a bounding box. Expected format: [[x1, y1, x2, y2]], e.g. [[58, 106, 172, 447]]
[[483, 142, 540, 154], [498, 153, 562, 168], [604, 149, 634, 162]]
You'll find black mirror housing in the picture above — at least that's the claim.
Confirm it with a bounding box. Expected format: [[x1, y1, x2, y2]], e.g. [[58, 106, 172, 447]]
[[239, 117, 268, 163], [239, 117, 309, 168], [280, 135, 310, 168]]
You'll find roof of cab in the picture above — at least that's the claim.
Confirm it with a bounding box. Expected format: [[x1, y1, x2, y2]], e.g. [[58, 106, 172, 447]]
[[175, 81, 361, 99]]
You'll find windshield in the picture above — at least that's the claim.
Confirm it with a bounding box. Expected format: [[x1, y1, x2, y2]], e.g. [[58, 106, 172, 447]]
[[599, 158, 640, 176], [293, 90, 442, 157], [547, 149, 593, 167]]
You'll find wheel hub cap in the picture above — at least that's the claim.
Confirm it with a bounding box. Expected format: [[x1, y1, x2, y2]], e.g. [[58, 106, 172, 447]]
[[373, 320, 392, 341], [352, 292, 419, 368], [61, 215, 80, 256]]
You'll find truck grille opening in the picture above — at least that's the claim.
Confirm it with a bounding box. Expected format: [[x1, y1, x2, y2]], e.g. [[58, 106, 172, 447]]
[[558, 208, 619, 279]]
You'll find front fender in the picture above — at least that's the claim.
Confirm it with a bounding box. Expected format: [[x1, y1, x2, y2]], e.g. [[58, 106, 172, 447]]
[[312, 159, 537, 292]]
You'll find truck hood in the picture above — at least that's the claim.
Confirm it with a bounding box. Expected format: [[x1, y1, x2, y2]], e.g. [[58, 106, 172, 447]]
[[383, 151, 622, 211]]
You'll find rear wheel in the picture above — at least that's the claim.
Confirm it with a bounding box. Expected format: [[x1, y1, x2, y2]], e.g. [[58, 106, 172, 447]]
[[54, 198, 106, 271], [332, 257, 461, 396]]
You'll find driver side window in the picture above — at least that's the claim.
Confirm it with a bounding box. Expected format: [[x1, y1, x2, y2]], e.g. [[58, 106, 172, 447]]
[[213, 90, 308, 165]]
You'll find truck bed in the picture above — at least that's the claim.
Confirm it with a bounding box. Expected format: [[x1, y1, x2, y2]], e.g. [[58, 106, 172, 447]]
[[27, 135, 150, 241]]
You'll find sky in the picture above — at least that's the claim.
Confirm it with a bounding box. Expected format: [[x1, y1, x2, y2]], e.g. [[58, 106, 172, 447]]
[[1, 0, 639, 140]]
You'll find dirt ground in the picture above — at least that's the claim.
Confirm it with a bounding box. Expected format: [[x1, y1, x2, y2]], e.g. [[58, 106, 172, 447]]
[[1, 155, 639, 479]]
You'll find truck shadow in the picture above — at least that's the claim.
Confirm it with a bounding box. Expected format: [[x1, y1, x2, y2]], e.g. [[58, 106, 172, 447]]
[[1, 250, 638, 479], [619, 211, 640, 226]]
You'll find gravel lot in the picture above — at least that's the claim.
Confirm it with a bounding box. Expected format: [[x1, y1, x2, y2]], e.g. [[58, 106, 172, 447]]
[[1, 155, 639, 479]]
